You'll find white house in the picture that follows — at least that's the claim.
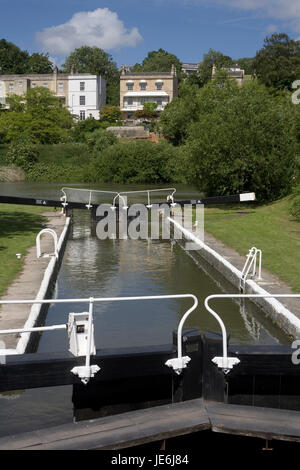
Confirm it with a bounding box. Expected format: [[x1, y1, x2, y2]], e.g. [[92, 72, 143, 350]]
[[68, 74, 106, 121]]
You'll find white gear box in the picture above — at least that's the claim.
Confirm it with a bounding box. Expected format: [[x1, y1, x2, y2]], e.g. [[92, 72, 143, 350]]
[[68, 312, 96, 357]]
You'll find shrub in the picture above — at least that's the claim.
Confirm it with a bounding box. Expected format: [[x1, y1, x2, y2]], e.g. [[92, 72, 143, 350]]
[[69, 117, 103, 142], [86, 129, 117, 152], [5, 137, 39, 170], [179, 81, 298, 201], [92, 140, 184, 184]]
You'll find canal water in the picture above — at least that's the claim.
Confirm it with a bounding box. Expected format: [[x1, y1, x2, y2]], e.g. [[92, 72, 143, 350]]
[[0, 183, 290, 437]]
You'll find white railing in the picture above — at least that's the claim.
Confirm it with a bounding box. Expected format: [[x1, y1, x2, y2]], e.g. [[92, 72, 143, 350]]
[[0, 294, 197, 384], [240, 247, 262, 292], [112, 188, 177, 210], [61, 188, 119, 209], [204, 294, 300, 373], [61, 187, 177, 210], [36, 229, 58, 259]]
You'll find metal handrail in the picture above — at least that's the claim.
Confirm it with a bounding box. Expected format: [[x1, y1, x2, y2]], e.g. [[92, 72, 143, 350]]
[[36, 229, 58, 259], [61, 188, 119, 208], [0, 294, 198, 383], [204, 294, 300, 373], [240, 247, 262, 291]]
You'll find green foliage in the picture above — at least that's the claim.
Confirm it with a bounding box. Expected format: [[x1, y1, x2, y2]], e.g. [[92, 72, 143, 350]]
[[159, 82, 202, 145], [0, 39, 53, 74], [0, 87, 73, 144], [0, 38, 29, 74], [92, 140, 184, 184], [198, 49, 233, 87], [26, 53, 53, 74], [62, 46, 120, 105], [143, 102, 157, 112], [86, 129, 117, 152], [134, 48, 182, 78], [100, 105, 122, 123], [134, 107, 158, 120], [253, 33, 300, 90], [5, 137, 39, 170], [70, 117, 103, 142], [236, 57, 254, 75], [179, 80, 298, 201]]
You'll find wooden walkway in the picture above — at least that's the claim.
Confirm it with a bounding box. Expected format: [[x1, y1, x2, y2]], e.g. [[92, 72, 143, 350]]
[[1, 399, 300, 450]]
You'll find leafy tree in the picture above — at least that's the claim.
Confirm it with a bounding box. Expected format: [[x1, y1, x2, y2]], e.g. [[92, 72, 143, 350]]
[[0, 87, 73, 144], [62, 46, 120, 105], [100, 105, 122, 123], [139, 48, 182, 77], [143, 102, 157, 112], [236, 57, 254, 75], [181, 80, 299, 201], [197, 49, 233, 87], [6, 94, 25, 112], [0, 39, 29, 74], [159, 82, 203, 145], [253, 33, 300, 90], [27, 53, 53, 74]]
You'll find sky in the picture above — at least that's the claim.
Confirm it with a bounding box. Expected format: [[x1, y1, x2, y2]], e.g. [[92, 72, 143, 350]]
[[1, 0, 300, 67]]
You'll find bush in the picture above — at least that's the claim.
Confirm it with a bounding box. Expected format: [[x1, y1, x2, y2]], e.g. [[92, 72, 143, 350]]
[[91, 140, 184, 184], [70, 117, 103, 142], [86, 129, 117, 152], [290, 184, 300, 218], [5, 137, 39, 170], [170, 81, 299, 201]]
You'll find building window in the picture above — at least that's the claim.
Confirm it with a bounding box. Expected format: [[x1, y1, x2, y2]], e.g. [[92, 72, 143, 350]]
[[80, 82, 85, 91], [58, 82, 63, 92], [157, 98, 163, 106], [127, 83, 133, 91], [32, 83, 37, 88], [18, 81, 23, 88], [140, 82, 147, 91], [80, 96, 86, 106], [9, 84, 14, 93], [43, 83, 48, 88], [80, 110, 86, 121], [156, 82, 163, 90]]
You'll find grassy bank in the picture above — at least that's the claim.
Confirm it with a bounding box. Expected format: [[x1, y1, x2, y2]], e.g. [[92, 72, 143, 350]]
[[204, 197, 300, 292], [0, 204, 48, 296]]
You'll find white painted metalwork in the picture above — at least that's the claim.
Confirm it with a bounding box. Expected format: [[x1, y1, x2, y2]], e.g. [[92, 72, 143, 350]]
[[0, 294, 197, 384], [36, 229, 58, 259], [240, 247, 262, 292], [204, 294, 300, 374], [111, 188, 177, 211], [61, 187, 119, 209]]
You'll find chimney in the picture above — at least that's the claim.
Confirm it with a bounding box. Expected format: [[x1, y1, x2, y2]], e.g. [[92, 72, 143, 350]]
[[171, 64, 177, 77]]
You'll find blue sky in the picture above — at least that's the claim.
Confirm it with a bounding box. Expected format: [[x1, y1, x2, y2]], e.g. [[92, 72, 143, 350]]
[[1, 0, 300, 67]]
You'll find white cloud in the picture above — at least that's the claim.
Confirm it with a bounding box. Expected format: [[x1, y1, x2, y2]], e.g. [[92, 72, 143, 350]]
[[36, 8, 142, 56]]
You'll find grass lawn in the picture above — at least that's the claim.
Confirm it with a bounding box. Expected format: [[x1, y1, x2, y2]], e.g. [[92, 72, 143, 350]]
[[203, 197, 300, 292], [0, 204, 48, 297]]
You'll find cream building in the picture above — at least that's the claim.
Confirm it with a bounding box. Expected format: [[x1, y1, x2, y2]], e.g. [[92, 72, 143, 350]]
[[212, 64, 245, 86], [0, 67, 106, 120], [120, 65, 178, 119]]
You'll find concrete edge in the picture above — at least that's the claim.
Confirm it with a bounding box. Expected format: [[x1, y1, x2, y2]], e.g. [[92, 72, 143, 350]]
[[168, 216, 300, 339], [2, 216, 71, 356]]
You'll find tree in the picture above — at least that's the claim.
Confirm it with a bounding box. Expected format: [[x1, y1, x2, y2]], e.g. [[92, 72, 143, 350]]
[[197, 49, 233, 87], [236, 57, 254, 75], [100, 105, 122, 123], [181, 80, 298, 201], [253, 33, 300, 90], [139, 48, 182, 77], [0, 39, 29, 74], [27, 53, 53, 74], [62, 46, 120, 105], [0, 87, 73, 143]]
